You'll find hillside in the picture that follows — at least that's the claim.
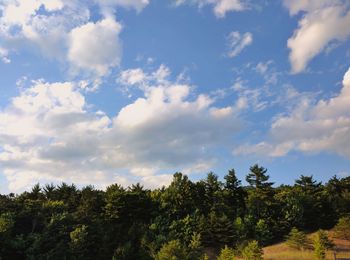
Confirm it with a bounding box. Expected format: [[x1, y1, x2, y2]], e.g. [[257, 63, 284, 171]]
[[262, 231, 350, 260]]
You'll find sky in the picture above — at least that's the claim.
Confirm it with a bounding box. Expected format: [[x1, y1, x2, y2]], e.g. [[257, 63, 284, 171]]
[[0, 0, 350, 193]]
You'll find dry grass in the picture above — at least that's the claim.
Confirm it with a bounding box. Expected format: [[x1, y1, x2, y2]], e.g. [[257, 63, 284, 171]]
[[262, 231, 350, 260]]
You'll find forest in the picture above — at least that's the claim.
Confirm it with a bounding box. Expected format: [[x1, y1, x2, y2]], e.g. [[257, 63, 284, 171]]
[[0, 164, 349, 259]]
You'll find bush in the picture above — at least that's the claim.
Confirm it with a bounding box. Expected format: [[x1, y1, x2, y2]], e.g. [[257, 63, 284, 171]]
[[156, 240, 187, 260], [334, 216, 350, 240], [315, 230, 334, 249], [313, 233, 326, 260], [286, 227, 310, 250], [242, 240, 263, 260], [217, 245, 235, 260]]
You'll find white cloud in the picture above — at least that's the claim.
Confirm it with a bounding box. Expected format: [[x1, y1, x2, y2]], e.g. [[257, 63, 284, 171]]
[[175, 0, 246, 18], [234, 66, 350, 159], [0, 0, 90, 60], [0, 46, 10, 63], [284, 0, 350, 73], [283, 0, 340, 16], [98, 0, 150, 14], [0, 0, 148, 79], [68, 18, 122, 76], [119, 68, 147, 86], [0, 66, 240, 192], [227, 31, 253, 58]]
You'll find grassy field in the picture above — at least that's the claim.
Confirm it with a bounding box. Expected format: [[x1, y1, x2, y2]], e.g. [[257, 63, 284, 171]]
[[262, 231, 350, 260]]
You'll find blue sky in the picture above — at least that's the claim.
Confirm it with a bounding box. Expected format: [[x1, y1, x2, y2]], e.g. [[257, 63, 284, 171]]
[[0, 0, 350, 193]]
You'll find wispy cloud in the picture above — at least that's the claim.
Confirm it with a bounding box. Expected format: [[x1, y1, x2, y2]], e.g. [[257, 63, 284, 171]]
[[174, 0, 247, 18], [227, 31, 253, 58], [235, 66, 350, 158]]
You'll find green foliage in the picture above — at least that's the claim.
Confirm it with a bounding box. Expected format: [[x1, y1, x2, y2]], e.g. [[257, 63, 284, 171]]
[[155, 240, 187, 260], [70, 224, 88, 253], [217, 245, 235, 260], [255, 219, 273, 246], [313, 230, 334, 260], [0, 213, 14, 233], [241, 240, 263, 260], [0, 167, 349, 259], [246, 164, 274, 189], [334, 216, 350, 240], [313, 235, 326, 260], [286, 227, 310, 250], [189, 232, 202, 250], [315, 230, 334, 250]]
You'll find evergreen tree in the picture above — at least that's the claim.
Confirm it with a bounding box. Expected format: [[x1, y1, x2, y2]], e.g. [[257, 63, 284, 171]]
[[241, 240, 263, 260], [223, 169, 246, 218], [334, 216, 350, 240], [217, 245, 235, 260], [246, 165, 274, 190], [286, 227, 310, 250], [155, 240, 187, 260], [246, 165, 275, 220]]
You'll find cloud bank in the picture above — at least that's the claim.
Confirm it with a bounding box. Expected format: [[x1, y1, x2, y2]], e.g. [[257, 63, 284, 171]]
[[0, 66, 239, 192]]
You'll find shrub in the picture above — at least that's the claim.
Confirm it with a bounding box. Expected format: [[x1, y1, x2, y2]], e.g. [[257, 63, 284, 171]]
[[316, 230, 334, 249], [242, 240, 263, 260], [286, 227, 310, 250], [334, 216, 350, 240], [217, 245, 235, 260], [313, 234, 326, 260], [156, 240, 187, 260]]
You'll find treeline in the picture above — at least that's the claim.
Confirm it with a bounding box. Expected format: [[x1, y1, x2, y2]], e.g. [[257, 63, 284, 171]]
[[0, 164, 349, 259]]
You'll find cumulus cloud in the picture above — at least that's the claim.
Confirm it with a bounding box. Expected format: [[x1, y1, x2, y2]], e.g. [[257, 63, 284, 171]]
[[0, 66, 240, 192], [68, 18, 122, 76], [0, 0, 149, 78], [284, 0, 350, 73], [0, 0, 90, 59], [175, 0, 246, 18], [227, 31, 253, 58], [234, 66, 350, 159]]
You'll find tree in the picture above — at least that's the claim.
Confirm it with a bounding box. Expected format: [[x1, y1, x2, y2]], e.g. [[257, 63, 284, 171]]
[[70, 224, 89, 256], [255, 219, 273, 246], [161, 173, 197, 219], [202, 172, 224, 214], [155, 240, 187, 260], [295, 175, 321, 191], [334, 216, 350, 240], [223, 169, 246, 218], [313, 230, 334, 260], [217, 245, 235, 260], [313, 238, 325, 260], [246, 165, 274, 190], [245, 165, 274, 220], [0, 213, 14, 233], [286, 227, 310, 250], [241, 240, 263, 260]]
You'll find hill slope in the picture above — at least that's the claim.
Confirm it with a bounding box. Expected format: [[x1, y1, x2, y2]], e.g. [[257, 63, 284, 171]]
[[263, 231, 350, 260]]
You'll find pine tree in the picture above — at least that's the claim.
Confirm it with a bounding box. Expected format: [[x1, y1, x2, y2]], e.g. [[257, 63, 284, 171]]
[[217, 245, 235, 260], [246, 165, 274, 190], [241, 240, 263, 260], [286, 227, 310, 250], [313, 230, 334, 260], [334, 216, 350, 240]]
